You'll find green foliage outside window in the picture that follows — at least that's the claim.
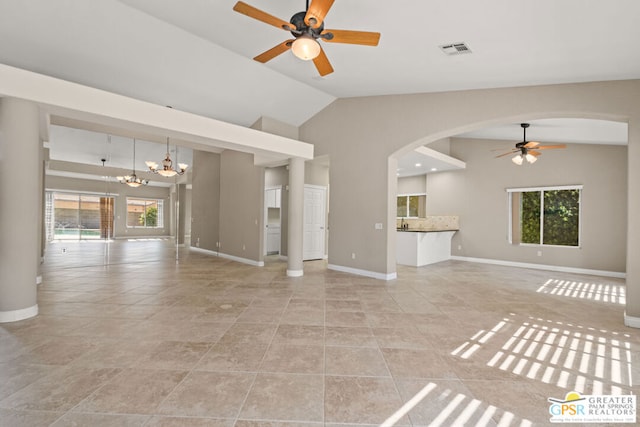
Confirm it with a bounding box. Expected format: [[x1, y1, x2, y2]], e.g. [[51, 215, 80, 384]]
[[397, 196, 408, 217], [543, 190, 580, 246], [140, 206, 158, 227], [520, 189, 580, 246], [521, 192, 541, 244], [127, 198, 162, 228], [397, 195, 426, 217], [408, 196, 420, 217]]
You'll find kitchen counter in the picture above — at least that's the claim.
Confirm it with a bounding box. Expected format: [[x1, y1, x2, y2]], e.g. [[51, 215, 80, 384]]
[[396, 229, 457, 266]]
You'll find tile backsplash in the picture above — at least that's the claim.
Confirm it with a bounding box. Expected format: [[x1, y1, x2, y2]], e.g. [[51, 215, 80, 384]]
[[396, 216, 459, 231]]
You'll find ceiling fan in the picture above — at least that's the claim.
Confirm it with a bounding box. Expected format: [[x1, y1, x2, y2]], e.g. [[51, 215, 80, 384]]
[[232, 0, 381, 76], [495, 123, 566, 165]]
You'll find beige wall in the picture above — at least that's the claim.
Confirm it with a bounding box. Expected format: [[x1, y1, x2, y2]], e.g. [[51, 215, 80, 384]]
[[190, 150, 220, 251], [427, 138, 627, 272], [219, 150, 265, 261], [252, 116, 299, 140], [397, 175, 427, 195]]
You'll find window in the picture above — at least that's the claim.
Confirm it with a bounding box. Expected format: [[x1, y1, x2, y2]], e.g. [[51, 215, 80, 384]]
[[47, 192, 115, 241], [397, 194, 426, 218], [508, 186, 581, 247], [127, 198, 163, 228]]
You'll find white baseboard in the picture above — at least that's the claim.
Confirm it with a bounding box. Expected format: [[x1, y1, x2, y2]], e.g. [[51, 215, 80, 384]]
[[189, 247, 264, 267], [114, 236, 170, 240], [450, 256, 626, 279], [328, 264, 397, 281], [0, 304, 38, 323], [286, 269, 303, 277], [189, 246, 217, 256], [217, 252, 265, 267], [624, 312, 640, 329]]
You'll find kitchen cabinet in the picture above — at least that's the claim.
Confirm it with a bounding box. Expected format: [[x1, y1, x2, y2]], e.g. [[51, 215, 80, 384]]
[[266, 188, 281, 208]]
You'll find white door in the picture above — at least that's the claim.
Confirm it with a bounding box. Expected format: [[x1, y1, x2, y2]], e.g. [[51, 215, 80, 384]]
[[303, 185, 326, 260]]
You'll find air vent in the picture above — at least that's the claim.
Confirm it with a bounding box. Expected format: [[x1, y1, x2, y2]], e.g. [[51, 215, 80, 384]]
[[439, 42, 472, 55]]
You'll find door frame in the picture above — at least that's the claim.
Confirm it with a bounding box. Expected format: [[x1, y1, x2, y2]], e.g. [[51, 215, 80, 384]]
[[264, 185, 282, 256], [303, 184, 328, 261]]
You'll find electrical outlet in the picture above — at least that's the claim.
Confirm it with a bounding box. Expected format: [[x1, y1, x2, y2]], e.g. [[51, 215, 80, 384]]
[[243, 244, 246, 251], [537, 250, 542, 257], [351, 253, 356, 259], [458, 245, 462, 251]]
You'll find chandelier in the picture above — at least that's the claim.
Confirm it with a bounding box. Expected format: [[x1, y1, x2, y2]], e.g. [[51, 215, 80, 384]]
[[146, 137, 188, 177], [117, 138, 149, 187]]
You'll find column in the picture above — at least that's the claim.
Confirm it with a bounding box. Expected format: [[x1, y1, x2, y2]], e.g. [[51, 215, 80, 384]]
[[0, 98, 40, 322], [625, 118, 640, 327], [287, 157, 304, 277]]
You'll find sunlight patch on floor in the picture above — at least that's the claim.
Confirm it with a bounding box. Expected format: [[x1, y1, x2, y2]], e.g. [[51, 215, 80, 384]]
[[537, 279, 625, 304], [452, 314, 634, 395], [381, 381, 533, 427]]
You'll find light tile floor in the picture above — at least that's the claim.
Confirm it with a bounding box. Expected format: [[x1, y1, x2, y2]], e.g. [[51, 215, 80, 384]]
[[0, 239, 638, 426]]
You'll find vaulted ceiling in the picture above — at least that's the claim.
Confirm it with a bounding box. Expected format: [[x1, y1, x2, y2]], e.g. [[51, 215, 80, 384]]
[[0, 0, 638, 173]]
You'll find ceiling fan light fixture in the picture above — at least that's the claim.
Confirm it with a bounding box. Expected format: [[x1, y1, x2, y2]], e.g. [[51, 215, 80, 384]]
[[512, 154, 524, 165], [525, 153, 538, 164], [291, 35, 320, 60]]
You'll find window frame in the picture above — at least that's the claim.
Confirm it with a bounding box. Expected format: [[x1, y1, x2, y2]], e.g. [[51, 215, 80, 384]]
[[126, 197, 164, 229], [396, 193, 427, 218], [507, 185, 583, 248], [47, 191, 117, 240]]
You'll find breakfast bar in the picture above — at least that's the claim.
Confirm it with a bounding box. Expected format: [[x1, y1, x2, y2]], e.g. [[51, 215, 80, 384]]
[[396, 216, 459, 267]]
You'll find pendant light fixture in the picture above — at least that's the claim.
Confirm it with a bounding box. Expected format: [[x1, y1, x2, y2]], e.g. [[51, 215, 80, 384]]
[[117, 138, 149, 187], [146, 137, 188, 177]]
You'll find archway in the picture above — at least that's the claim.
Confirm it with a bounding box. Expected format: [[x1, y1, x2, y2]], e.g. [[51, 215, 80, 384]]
[[300, 79, 640, 327]]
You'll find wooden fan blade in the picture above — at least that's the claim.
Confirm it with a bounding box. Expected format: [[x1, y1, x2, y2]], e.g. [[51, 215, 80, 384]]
[[254, 40, 293, 63], [524, 141, 540, 148], [233, 1, 295, 31], [313, 47, 334, 76], [495, 150, 517, 158], [321, 29, 381, 46], [305, 0, 335, 28], [535, 144, 567, 150], [528, 150, 542, 157]]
